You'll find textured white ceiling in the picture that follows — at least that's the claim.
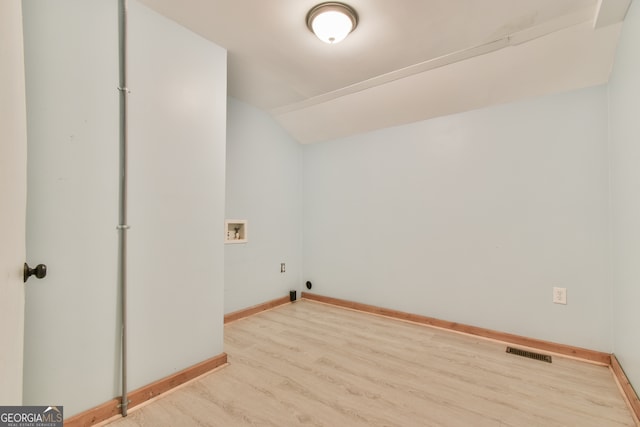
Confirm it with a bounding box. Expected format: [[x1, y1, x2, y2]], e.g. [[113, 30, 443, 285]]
[[139, 0, 631, 143]]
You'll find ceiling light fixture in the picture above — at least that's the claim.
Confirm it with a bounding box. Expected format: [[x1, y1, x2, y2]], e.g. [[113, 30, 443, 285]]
[[306, 2, 358, 44]]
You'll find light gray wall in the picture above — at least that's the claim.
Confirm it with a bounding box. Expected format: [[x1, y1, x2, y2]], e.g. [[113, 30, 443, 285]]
[[127, 0, 227, 390], [225, 98, 302, 313], [22, 0, 226, 416], [609, 0, 640, 392], [302, 86, 611, 351]]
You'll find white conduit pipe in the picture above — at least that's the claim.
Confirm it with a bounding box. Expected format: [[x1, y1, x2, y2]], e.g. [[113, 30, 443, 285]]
[[117, 0, 130, 417]]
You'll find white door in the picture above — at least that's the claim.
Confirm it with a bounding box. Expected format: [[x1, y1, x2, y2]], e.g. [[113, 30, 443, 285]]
[[21, 0, 120, 416], [0, 1, 28, 405]]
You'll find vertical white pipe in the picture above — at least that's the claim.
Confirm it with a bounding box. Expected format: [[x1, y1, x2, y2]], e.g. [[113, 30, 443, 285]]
[[117, 0, 129, 417]]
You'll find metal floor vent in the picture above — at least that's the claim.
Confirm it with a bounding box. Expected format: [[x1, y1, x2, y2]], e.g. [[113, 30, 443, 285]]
[[506, 346, 552, 363]]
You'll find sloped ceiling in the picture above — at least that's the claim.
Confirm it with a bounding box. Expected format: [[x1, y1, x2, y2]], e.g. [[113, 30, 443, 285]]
[[139, 0, 631, 143]]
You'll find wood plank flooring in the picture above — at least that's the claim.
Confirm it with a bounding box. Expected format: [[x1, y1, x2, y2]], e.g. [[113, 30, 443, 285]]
[[104, 300, 637, 426]]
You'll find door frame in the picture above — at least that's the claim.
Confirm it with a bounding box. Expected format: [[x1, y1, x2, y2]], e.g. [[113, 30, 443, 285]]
[[0, 0, 28, 405]]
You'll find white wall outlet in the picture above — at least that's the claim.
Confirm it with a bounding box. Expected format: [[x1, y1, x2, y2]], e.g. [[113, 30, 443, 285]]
[[553, 287, 567, 305], [280, 263, 286, 273]]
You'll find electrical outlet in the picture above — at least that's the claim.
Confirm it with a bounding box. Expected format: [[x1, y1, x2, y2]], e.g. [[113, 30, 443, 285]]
[[553, 287, 567, 305], [280, 263, 286, 273]]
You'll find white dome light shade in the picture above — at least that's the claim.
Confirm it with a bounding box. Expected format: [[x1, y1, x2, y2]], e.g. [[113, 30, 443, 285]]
[[311, 10, 353, 43], [307, 2, 358, 44]]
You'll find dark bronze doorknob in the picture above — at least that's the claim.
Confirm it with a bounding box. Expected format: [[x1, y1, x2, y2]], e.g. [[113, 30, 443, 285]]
[[24, 262, 47, 283]]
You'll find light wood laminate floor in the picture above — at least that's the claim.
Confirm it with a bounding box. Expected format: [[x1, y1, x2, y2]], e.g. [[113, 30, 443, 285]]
[[105, 300, 636, 426]]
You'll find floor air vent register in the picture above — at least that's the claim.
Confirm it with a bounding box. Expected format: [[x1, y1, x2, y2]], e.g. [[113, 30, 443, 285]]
[[506, 346, 553, 363]]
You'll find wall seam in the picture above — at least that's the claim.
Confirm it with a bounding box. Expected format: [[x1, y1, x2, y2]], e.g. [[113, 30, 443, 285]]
[[606, 78, 616, 355]]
